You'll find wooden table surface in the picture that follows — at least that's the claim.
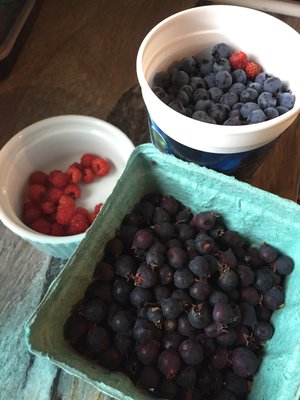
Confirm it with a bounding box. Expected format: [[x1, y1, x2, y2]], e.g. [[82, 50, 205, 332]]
[[0, 1, 299, 399]]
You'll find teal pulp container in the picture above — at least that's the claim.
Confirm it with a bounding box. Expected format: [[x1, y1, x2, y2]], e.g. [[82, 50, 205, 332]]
[[25, 144, 300, 400]]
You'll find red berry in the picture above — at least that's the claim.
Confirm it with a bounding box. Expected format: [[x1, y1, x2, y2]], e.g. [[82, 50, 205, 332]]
[[48, 170, 69, 188], [75, 207, 91, 219], [50, 222, 66, 236], [64, 183, 81, 199], [94, 203, 103, 214], [245, 61, 263, 80], [66, 163, 83, 183], [22, 203, 42, 225], [27, 184, 46, 202], [92, 157, 110, 177], [81, 153, 96, 168], [41, 201, 56, 215], [55, 205, 76, 226], [45, 187, 64, 203], [29, 170, 48, 186], [30, 218, 52, 235], [68, 213, 90, 235], [229, 51, 248, 69], [58, 194, 76, 209], [82, 167, 95, 184]]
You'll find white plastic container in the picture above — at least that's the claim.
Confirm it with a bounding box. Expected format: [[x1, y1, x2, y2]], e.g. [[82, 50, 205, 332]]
[[136, 5, 300, 178]]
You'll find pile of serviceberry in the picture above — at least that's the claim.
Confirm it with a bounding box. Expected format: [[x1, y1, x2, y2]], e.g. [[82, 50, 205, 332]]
[[22, 153, 110, 236], [151, 43, 295, 125], [64, 193, 294, 399]]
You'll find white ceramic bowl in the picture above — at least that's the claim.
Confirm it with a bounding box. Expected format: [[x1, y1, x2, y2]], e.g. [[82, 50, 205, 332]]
[[0, 115, 135, 259], [136, 5, 300, 177]]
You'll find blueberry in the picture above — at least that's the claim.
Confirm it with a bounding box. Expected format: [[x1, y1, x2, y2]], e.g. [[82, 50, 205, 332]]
[[207, 103, 228, 124], [232, 102, 243, 111], [176, 90, 190, 106], [228, 109, 241, 118], [180, 56, 197, 74], [213, 58, 231, 73], [193, 88, 210, 102], [230, 83, 246, 95], [208, 87, 223, 102], [190, 76, 206, 90], [199, 58, 214, 75], [212, 42, 231, 60], [180, 84, 193, 97], [240, 102, 260, 119], [240, 88, 259, 103], [192, 110, 216, 124], [224, 117, 245, 126], [231, 69, 247, 84], [204, 73, 215, 89], [153, 71, 171, 89], [194, 99, 214, 112], [276, 105, 289, 115], [152, 87, 169, 104], [220, 92, 239, 107], [248, 82, 263, 94], [255, 72, 270, 85], [247, 109, 267, 124], [263, 76, 282, 93], [168, 100, 186, 115], [215, 70, 232, 90], [258, 92, 277, 109], [277, 92, 295, 109], [171, 70, 189, 89], [264, 107, 279, 119]]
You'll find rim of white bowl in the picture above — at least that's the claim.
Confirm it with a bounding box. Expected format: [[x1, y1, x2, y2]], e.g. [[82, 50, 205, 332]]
[[0, 114, 135, 245]]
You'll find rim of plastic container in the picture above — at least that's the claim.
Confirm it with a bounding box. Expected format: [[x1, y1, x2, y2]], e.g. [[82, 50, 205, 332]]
[[0, 114, 135, 245], [136, 5, 300, 152]]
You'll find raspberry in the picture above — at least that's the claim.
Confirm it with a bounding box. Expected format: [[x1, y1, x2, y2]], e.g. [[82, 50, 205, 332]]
[[245, 61, 263, 80], [81, 153, 96, 168], [66, 163, 83, 184], [91, 157, 110, 177], [50, 222, 66, 236], [64, 183, 81, 199], [58, 194, 76, 209], [94, 203, 103, 214], [45, 187, 64, 203], [41, 201, 56, 215], [29, 170, 48, 186], [229, 51, 248, 69], [82, 167, 95, 184], [68, 213, 90, 235], [48, 170, 69, 188], [27, 184, 46, 202], [30, 218, 52, 235], [75, 207, 91, 220], [22, 203, 42, 225], [56, 205, 76, 226]]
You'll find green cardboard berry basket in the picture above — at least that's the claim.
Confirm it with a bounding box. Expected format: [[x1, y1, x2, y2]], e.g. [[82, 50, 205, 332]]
[[25, 144, 300, 400]]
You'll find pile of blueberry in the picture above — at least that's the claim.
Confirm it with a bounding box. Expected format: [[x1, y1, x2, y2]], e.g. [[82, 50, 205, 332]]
[[64, 193, 294, 399], [151, 43, 295, 125]]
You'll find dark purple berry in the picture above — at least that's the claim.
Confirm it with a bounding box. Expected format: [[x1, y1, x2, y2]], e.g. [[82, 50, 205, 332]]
[[188, 255, 211, 277], [64, 314, 90, 344], [189, 279, 212, 302], [134, 264, 157, 288], [130, 286, 152, 309], [161, 297, 184, 319], [188, 303, 211, 329], [179, 338, 203, 366], [79, 299, 107, 324], [231, 347, 258, 378], [111, 310, 134, 333], [136, 365, 160, 389], [98, 346, 123, 371], [236, 264, 255, 286], [136, 340, 160, 365], [176, 365, 197, 388], [195, 233, 215, 255], [213, 302, 240, 325], [174, 268, 194, 289], [258, 242, 278, 264], [263, 286, 284, 310], [115, 255, 136, 279], [133, 319, 157, 344], [253, 321, 274, 341], [85, 326, 110, 355], [93, 261, 115, 281], [272, 255, 294, 276], [167, 247, 188, 269], [217, 268, 239, 292], [191, 211, 217, 231], [209, 347, 230, 369], [133, 228, 154, 250], [158, 349, 182, 379], [159, 264, 173, 285]]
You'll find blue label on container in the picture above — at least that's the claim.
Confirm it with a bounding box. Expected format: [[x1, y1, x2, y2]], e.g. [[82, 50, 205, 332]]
[[148, 116, 277, 180]]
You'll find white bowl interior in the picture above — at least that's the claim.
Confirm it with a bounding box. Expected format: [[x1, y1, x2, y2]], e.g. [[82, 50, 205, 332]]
[[137, 5, 300, 152], [0, 115, 135, 246]]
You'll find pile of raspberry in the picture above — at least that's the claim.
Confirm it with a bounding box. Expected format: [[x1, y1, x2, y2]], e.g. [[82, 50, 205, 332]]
[[22, 153, 110, 236]]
